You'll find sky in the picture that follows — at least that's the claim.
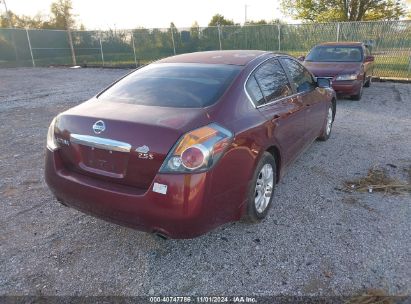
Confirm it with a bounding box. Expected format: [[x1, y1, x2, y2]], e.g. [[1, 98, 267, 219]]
[[1, 0, 290, 29]]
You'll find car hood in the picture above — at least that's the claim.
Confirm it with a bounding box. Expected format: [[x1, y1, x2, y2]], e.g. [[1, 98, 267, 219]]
[[303, 61, 361, 77]]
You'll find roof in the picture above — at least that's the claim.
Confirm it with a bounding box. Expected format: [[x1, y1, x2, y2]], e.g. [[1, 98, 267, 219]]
[[155, 50, 269, 66], [317, 42, 363, 46]]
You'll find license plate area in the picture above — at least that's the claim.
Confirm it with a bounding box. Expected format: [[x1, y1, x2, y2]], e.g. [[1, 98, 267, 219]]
[[79, 146, 129, 178]]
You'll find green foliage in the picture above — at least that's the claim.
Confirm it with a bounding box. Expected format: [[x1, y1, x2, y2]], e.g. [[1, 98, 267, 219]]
[[245, 19, 284, 25], [280, 0, 407, 21], [246, 19, 269, 25], [0, 0, 77, 29], [0, 11, 46, 28], [208, 14, 234, 26], [47, 0, 76, 29]]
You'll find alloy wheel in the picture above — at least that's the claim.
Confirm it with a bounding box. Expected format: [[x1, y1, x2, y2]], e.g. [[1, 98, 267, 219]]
[[326, 107, 333, 135], [254, 164, 274, 213]]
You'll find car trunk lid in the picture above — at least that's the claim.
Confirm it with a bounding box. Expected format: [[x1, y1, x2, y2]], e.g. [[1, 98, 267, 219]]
[[55, 99, 210, 189]]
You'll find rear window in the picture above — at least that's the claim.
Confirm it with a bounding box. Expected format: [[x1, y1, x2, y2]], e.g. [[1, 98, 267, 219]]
[[306, 46, 363, 62], [98, 63, 241, 108]]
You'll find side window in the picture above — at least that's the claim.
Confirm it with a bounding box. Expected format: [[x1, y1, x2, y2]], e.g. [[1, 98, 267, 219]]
[[253, 59, 292, 103], [245, 75, 265, 106], [282, 58, 316, 93]]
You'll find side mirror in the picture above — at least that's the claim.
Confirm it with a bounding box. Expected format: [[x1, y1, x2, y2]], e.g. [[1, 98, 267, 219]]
[[297, 55, 305, 61], [316, 77, 331, 88], [365, 55, 374, 62]]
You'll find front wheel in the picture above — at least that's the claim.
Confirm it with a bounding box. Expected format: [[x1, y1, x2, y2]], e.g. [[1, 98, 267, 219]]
[[245, 152, 276, 222], [364, 75, 372, 87], [317, 104, 334, 141], [351, 84, 363, 100]]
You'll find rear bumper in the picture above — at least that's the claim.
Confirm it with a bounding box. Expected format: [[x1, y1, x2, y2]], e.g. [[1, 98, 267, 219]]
[[45, 149, 224, 239], [332, 80, 362, 95]]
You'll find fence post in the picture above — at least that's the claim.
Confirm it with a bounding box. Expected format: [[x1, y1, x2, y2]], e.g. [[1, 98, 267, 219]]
[[99, 32, 105, 66], [170, 26, 176, 55], [25, 28, 35, 67], [67, 29, 77, 66], [131, 31, 138, 67], [336, 22, 340, 42], [218, 23, 222, 50], [277, 24, 281, 51]]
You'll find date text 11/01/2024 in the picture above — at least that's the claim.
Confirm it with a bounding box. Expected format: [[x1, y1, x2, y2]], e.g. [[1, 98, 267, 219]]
[[149, 296, 257, 303]]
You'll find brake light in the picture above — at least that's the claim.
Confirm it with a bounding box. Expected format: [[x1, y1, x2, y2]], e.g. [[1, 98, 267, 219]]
[[46, 117, 60, 151], [159, 123, 233, 173]]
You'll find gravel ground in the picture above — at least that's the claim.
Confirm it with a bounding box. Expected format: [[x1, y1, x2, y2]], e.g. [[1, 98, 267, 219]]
[[0, 67, 410, 297]]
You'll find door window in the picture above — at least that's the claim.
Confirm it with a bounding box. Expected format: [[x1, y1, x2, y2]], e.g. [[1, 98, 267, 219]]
[[245, 75, 265, 106], [252, 59, 292, 104], [282, 58, 316, 93]]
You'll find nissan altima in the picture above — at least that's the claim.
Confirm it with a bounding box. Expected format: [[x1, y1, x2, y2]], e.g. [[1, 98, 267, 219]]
[[45, 50, 336, 239]]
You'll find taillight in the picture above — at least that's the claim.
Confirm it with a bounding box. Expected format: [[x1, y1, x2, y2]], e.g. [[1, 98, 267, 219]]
[[46, 116, 60, 151], [159, 123, 233, 173]]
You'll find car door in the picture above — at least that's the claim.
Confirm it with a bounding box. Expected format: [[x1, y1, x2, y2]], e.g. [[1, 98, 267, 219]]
[[281, 57, 326, 143], [246, 58, 306, 167]]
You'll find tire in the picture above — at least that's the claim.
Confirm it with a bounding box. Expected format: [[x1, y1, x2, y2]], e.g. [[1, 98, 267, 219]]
[[351, 84, 363, 100], [364, 75, 372, 87], [245, 152, 276, 222], [317, 103, 334, 141]]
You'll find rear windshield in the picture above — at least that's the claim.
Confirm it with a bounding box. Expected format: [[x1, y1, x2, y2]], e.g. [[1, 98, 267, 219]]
[[306, 46, 363, 62], [98, 63, 241, 108]]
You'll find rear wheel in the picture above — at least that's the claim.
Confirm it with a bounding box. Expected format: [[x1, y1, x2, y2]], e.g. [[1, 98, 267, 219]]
[[245, 152, 276, 222], [317, 104, 334, 141]]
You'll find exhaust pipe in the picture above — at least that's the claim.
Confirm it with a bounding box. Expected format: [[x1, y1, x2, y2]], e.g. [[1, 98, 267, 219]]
[[153, 231, 169, 240]]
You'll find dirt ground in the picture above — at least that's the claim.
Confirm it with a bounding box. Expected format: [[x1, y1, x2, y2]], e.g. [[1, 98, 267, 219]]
[[0, 68, 410, 297]]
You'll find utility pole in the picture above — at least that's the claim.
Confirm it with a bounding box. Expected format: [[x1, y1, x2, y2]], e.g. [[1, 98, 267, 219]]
[[244, 4, 248, 25]]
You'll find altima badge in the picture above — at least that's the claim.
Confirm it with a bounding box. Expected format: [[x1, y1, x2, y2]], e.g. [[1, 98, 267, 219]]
[[136, 145, 154, 160], [93, 120, 105, 134]]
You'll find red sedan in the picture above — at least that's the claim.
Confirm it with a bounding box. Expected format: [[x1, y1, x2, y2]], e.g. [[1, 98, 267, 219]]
[[45, 51, 336, 239], [300, 42, 374, 100]]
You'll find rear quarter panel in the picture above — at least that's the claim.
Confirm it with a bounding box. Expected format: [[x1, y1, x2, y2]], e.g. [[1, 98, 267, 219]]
[[204, 59, 287, 219]]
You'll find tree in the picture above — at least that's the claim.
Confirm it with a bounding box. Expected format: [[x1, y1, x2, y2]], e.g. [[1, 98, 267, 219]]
[[280, 0, 407, 22], [47, 0, 76, 29], [246, 19, 268, 25], [208, 14, 234, 26], [190, 21, 200, 40], [0, 10, 46, 28], [0, 0, 78, 29]]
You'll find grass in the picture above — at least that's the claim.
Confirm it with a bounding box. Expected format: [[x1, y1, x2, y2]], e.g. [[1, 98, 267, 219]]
[[344, 166, 411, 195], [346, 289, 396, 304], [373, 55, 410, 78]]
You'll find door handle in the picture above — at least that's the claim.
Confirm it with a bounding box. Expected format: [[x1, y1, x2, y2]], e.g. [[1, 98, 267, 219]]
[[271, 115, 280, 126], [272, 114, 280, 121]]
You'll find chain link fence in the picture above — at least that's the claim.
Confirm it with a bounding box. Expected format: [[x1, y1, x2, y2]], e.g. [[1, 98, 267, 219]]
[[1, 20, 410, 79]]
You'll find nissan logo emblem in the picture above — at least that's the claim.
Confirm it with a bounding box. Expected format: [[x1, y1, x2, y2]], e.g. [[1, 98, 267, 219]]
[[93, 120, 106, 134]]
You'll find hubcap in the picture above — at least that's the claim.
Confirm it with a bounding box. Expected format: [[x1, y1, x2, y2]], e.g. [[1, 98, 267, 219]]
[[326, 107, 333, 135], [254, 164, 274, 213]]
